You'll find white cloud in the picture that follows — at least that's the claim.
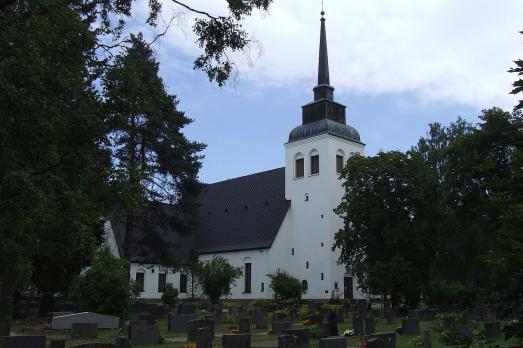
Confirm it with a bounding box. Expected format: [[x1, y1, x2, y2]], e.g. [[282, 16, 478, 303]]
[[132, 0, 523, 110]]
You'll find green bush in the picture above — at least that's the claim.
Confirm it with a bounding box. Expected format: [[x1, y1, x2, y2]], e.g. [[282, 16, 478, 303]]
[[198, 256, 242, 304], [267, 269, 305, 301], [161, 283, 179, 310], [298, 305, 310, 321], [69, 247, 134, 318]]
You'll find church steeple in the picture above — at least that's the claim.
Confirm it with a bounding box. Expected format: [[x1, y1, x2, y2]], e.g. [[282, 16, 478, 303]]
[[314, 11, 334, 101]]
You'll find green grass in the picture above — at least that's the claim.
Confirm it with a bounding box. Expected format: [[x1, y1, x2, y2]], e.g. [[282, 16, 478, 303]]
[[12, 315, 521, 347]]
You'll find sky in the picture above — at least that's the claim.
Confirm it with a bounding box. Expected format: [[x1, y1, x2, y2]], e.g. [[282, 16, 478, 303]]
[[128, 0, 523, 183]]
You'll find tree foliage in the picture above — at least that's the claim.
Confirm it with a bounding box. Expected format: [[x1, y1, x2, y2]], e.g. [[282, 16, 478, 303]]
[[509, 31, 523, 110], [198, 256, 242, 305], [69, 248, 136, 317], [161, 283, 179, 310], [266, 269, 305, 301]]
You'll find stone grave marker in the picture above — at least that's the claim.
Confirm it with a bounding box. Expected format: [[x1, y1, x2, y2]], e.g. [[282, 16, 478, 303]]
[[128, 321, 160, 346], [419, 309, 437, 321], [50, 339, 66, 348], [3, 336, 46, 348], [383, 301, 392, 319], [407, 310, 419, 319], [285, 328, 310, 345], [178, 303, 197, 314], [255, 312, 268, 329], [239, 317, 251, 334], [222, 333, 251, 348], [52, 312, 119, 330], [401, 318, 420, 335], [336, 307, 345, 322], [324, 312, 338, 337], [187, 319, 214, 342], [422, 329, 432, 348], [353, 314, 365, 337], [358, 299, 368, 317], [365, 314, 375, 334], [484, 321, 501, 339], [278, 334, 295, 348], [366, 332, 396, 348], [197, 327, 213, 348], [115, 336, 129, 348], [366, 337, 385, 348], [71, 322, 98, 339], [272, 321, 292, 335], [168, 313, 198, 333], [319, 336, 347, 348]]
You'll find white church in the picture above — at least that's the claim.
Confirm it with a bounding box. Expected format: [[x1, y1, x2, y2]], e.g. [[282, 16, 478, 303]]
[[106, 12, 366, 302]]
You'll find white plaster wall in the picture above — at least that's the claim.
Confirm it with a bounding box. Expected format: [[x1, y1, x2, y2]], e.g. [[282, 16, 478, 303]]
[[103, 221, 121, 259]]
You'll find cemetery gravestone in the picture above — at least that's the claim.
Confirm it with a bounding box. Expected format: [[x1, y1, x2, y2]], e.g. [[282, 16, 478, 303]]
[[358, 299, 368, 317], [383, 302, 392, 319], [222, 333, 251, 348], [278, 334, 296, 348], [325, 312, 338, 337], [3, 336, 46, 348], [197, 327, 213, 348], [422, 329, 432, 348], [239, 317, 251, 334], [366, 337, 385, 348], [365, 314, 375, 334], [484, 321, 501, 339], [50, 339, 66, 348], [419, 309, 437, 321], [336, 307, 345, 322], [285, 328, 310, 345], [407, 310, 419, 319], [187, 319, 214, 342], [319, 337, 347, 348], [366, 332, 396, 348], [168, 313, 198, 333], [178, 303, 197, 314], [115, 336, 129, 348], [255, 312, 268, 329], [401, 318, 420, 335], [353, 314, 365, 337], [71, 322, 98, 339], [52, 312, 119, 330], [272, 321, 292, 335], [128, 322, 160, 346]]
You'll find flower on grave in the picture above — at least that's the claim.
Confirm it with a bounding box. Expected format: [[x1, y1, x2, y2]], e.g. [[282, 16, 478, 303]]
[[302, 319, 312, 326], [267, 328, 273, 334], [343, 329, 354, 337], [230, 329, 239, 334]]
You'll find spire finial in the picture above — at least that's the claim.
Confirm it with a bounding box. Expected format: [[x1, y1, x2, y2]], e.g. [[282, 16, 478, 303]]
[[317, 7, 330, 87], [321, 0, 324, 16]]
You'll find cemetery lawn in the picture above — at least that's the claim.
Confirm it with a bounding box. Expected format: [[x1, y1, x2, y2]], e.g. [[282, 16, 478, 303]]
[[13, 317, 520, 347]]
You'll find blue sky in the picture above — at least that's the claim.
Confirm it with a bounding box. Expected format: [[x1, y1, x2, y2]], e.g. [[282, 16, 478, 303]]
[[129, 0, 523, 183]]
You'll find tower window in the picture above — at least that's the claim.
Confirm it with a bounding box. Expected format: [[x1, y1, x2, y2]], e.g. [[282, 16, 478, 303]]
[[291, 248, 295, 255], [136, 272, 145, 292], [336, 155, 343, 173], [302, 280, 308, 292], [306, 261, 309, 269], [180, 274, 188, 293], [321, 273, 324, 280], [244, 263, 252, 293], [158, 273, 166, 293], [311, 155, 319, 174], [261, 282, 264, 292], [295, 153, 304, 178]]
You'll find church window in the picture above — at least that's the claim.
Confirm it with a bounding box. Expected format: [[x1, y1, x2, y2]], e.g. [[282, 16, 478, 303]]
[[244, 263, 252, 293], [306, 261, 309, 269], [295, 153, 304, 178], [336, 150, 345, 173], [302, 280, 308, 292], [158, 273, 166, 293], [334, 281, 339, 289], [305, 193, 309, 201], [310, 150, 320, 174], [180, 274, 188, 293], [292, 248, 294, 255], [261, 282, 264, 292], [136, 272, 145, 292], [321, 273, 324, 280]]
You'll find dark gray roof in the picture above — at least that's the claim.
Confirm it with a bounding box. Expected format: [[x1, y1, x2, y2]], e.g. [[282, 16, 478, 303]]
[[195, 167, 290, 254], [288, 118, 362, 143]]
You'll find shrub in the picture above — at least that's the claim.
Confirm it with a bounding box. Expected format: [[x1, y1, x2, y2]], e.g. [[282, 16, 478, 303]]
[[198, 256, 242, 304], [161, 283, 179, 310], [266, 269, 305, 301], [298, 306, 310, 321]]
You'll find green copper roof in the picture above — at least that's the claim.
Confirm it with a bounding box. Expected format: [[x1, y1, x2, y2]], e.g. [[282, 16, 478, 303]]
[[288, 119, 361, 143]]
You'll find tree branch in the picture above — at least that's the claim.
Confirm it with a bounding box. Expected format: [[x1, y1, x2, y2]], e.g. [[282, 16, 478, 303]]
[[170, 0, 217, 20]]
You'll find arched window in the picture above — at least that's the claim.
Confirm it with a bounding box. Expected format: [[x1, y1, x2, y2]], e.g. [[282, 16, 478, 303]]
[[301, 280, 308, 292], [310, 149, 319, 175], [336, 149, 345, 174], [136, 270, 145, 292], [294, 153, 304, 178]]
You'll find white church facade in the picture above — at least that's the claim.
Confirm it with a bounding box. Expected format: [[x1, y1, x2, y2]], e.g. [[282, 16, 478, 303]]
[[106, 12, 366, 302]]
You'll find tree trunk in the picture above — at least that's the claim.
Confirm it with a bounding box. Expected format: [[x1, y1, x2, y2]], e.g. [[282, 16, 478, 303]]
[[0, 280, 15, 336]]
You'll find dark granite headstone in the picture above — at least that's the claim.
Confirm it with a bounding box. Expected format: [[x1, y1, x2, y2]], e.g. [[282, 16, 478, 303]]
[[358, 299, 368, 317], [366, 332, 396, 348], [71, 322, 98, 339], [383, 301, 392, 318], [178, 303, 197, 314], [115, 336, 129, 348], [353, 314, 365, 337], [168, 313, 198, 333], [401, 318, 420, 335], [484, 321, 501, 339], [336, 308, 345, 322], [285, 328, 310, 345], [197, 327, 212, 348], [272, 321, 292, 335], [4, 336, 46, 348], [326, 312, 338, 337], [187, 319, 214, 342], [319, 337, 347, 348], [222, 333, 251, 348], [50, 339, 66, 348], [366, 337, 385, 348], [255, 312, 268, 329], [365, 314, 375, 334], [278, 334, 296, 348], [239, 317, 251, 334], [419, 309, 437, 321], [128, 322, 160, 345], [422, 329, 431, 348]]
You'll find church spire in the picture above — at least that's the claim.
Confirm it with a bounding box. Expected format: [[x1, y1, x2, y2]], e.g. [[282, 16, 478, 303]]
[[317, 11, 330, 86], [313, 11, 334, 101]]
